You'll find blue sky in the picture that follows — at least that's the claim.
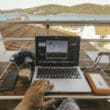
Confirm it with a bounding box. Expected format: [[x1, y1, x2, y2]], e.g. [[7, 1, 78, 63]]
[[0, 0, 110, 10]]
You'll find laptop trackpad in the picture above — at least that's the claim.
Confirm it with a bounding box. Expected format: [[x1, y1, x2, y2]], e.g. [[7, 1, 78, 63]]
[[49, 79, 75, 92]]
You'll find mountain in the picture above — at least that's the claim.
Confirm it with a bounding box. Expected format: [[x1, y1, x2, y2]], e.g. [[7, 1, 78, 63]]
[[1, 3, 110, 15], [26, 4, 68, 14], [70, 3, 110, 14]]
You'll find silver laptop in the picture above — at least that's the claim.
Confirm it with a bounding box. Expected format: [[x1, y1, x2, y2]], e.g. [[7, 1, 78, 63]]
[[32, 36, 91, 92]]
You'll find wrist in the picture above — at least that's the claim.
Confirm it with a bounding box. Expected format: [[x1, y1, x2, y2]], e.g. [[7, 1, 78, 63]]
[[21, 100, 32, 109], [15, 101, 32, 110]]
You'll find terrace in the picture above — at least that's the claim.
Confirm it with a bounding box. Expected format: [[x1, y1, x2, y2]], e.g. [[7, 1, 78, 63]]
[[0, 19, 110, 110]]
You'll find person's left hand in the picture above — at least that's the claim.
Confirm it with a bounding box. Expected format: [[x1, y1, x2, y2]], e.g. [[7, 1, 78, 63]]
[[21, 80, 55, 109]]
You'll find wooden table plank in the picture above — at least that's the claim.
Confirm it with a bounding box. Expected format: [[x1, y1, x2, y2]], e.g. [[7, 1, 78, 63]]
[[0, 48, 109, 100]]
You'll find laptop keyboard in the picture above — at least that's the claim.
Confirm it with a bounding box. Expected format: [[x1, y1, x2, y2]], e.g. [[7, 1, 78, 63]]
[[37, 67, 82, 79]]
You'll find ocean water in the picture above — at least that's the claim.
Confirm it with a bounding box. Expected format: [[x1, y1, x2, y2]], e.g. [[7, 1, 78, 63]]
[[1, 13, 110, 21], [29, 13, 110, 21], [0, 13, 26, 20]]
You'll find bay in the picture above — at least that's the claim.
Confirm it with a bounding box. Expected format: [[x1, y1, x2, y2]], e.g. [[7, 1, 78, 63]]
[[1, 13, 110, 21]]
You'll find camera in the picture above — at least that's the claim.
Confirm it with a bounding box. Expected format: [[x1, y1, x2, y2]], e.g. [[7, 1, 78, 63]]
[[10, 50, 35, 73]]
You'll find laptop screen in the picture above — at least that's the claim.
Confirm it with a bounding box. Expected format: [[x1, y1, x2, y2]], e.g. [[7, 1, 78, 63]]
[[35, 36, 80, 66]]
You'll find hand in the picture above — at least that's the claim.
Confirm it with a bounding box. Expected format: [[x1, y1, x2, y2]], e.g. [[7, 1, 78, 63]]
[[22, 80, 55, 109]]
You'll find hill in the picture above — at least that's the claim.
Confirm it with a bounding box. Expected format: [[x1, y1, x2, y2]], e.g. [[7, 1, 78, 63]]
[[70, 3, 110, 14], [1, 3, 110, 15], [25, 4, 68, 14]]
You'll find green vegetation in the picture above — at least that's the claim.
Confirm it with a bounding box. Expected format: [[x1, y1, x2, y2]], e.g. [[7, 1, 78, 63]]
[[1, 3, 110, 15]]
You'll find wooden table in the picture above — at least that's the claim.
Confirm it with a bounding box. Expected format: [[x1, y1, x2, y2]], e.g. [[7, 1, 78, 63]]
[[0, 48, 110, 100]]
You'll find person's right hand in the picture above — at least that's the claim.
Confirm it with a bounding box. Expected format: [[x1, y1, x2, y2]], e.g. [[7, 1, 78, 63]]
[[15, 80, 55, 110]]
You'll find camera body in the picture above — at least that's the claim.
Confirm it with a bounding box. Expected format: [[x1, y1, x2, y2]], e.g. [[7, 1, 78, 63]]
[[10, 50, 35, 73]]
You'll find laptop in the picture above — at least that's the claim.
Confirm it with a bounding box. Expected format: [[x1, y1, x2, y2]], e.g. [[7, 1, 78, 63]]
[[32, 36, 91, 92]]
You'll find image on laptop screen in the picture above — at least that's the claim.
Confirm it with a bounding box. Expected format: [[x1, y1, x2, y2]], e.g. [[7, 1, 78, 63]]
[[46, 40, 68, 59]]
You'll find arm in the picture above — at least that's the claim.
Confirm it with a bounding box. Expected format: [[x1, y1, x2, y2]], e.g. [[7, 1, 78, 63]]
[[15, 80, 55, 110], [15, 101, 31, 110]]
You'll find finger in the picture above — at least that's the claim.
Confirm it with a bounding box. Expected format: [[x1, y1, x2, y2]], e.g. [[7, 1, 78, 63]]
[[39, 79, 47, 85], [35, 80, 43, 86], [38, 80, 48, 88], [35, 79, 46, 87], [39, 80, 53, 92], [42, 80, 54, 92], [31, 80, 37, 87], [42, 98, 55, 108], [32, 80, 42, 87], [46, 82, 54, 91]]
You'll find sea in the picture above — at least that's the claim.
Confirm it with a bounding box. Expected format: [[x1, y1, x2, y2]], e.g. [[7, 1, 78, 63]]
[[1, 12, 110, 21], [0, 13, 25, 20]]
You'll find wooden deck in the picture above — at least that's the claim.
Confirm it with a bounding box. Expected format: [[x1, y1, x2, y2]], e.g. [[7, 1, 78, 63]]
[[0, 24, 68, 50], [0, 24, 110, 110], [0, 24, 97, 51]]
